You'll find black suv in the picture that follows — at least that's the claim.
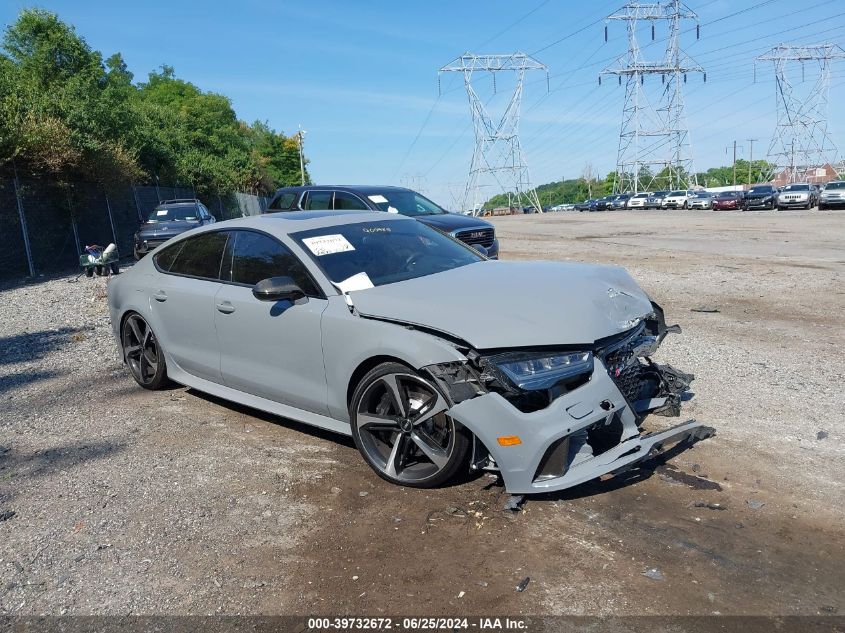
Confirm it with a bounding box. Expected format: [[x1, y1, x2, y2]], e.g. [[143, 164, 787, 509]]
[[134, 199, 216, 259], [267, 185, 499, 259]]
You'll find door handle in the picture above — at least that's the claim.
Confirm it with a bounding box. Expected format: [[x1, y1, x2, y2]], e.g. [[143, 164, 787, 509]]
[[154, 291, 167, 302], [216, 302, 236, 314]]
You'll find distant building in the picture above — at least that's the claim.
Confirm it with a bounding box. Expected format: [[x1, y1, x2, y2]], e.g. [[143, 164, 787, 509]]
[[772, 163, 842, 187]]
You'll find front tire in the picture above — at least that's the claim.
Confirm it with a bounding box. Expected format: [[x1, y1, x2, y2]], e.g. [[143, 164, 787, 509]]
[[121, 313, 169, 390], [350, 362, 469, 488]]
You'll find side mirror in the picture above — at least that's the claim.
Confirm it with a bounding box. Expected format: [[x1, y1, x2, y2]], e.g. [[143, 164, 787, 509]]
[[472, 244, 488, 257], [253, 276, 305, 302]]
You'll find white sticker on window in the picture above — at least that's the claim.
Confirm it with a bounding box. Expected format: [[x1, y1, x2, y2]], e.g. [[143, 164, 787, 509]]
[[387, 206, 399, 214], [156, 210, 168, 216], [334, 271, 374, 293], [302, 234, 355, 256], [368, 195, 388, 204]]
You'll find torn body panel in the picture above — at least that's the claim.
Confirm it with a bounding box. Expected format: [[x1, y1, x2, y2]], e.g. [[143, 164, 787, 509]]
[[424, 314, 709, 495], [445, 358, 711, 494]]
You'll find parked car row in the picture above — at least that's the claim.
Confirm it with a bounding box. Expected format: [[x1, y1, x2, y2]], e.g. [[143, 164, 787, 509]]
[[134, 186, 500, 260], [573, 181, 845, 212]]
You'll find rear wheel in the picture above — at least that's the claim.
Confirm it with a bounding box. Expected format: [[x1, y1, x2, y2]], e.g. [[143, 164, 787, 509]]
[[121, 313, 169, 390], [110, 262, 120, 275], [350, 362, 469, 488]]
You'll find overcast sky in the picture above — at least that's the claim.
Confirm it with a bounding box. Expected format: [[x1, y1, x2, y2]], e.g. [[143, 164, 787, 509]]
[[2, 0, 843, 204]]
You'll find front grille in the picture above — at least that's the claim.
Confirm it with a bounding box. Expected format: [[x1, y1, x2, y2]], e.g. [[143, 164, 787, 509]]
[[455, 227, 494, 248]]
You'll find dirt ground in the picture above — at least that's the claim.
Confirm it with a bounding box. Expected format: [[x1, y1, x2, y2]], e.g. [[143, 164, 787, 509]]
[[1, 209, 843, 617]]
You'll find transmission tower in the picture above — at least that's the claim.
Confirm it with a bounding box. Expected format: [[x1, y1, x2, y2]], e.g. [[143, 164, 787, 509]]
[[600, 0, 704, 193], [756, 44, 845, 184], [439, 53, 547, 215]]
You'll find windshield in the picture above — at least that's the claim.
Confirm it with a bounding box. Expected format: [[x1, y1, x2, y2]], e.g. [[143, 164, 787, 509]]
[[825, 181, 845, 190], [694, 193, 711, 198], [292, 219, 483, 289], [748, 187, 773, 194], [147, 205, 199, 223], [633, 193, 649, 198], [669, 190, 686, 196], [363, 190, 447, 217], [782, 184, 809, 191], [716, 192, 738, 198]]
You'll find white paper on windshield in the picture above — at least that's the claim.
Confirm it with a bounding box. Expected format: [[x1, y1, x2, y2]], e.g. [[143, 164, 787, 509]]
[[368, 194, 388, 204], [387, 206, 399, 214], [156, 210, 168, 216], [302, 234, 355, 256], [335, 272, 374, 293]]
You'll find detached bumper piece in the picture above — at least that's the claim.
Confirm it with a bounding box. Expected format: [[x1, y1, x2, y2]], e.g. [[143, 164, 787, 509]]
[[444, 320, 711, 494]]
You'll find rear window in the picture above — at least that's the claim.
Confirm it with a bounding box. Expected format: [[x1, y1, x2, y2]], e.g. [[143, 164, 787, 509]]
[[152, 242, 185, 271], [167, 232, 229, 280], [268, 193, 297, 210]]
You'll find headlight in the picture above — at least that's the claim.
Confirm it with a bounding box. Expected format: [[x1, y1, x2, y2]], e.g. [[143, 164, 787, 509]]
[[493, 351, 594, 390]]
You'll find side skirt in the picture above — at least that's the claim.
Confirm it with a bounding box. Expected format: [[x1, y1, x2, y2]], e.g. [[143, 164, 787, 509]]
[[166, 361, 353, 437]]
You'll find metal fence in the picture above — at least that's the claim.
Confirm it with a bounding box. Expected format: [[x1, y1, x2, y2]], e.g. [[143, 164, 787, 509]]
[[0, 173, 269, 281]]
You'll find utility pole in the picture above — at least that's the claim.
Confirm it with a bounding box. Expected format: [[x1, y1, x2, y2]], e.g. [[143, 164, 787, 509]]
[[297, 125, 307, 186], [600, 0, 704, 193], [757, 44, 845, 184], [725, 142, 743, 186], [732, 141, 737, 186], [439, 53, 548, 216], [746, 138, 758, 184]]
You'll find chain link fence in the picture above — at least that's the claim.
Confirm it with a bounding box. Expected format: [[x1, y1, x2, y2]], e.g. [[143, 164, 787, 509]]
[[0, 172, 270, 281]]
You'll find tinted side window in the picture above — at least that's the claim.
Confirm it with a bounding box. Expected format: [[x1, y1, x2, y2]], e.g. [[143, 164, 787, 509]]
[[303, 191, 333, 210], [334, 192, 369, 210], [168, 232, 229, 280], [153, 241, 185, 271], [269, 192, 296, 210], [230, 231, 320, 296]]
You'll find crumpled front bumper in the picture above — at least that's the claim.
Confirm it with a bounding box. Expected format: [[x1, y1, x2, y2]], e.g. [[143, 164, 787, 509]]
[[446, 357, 712, 494]]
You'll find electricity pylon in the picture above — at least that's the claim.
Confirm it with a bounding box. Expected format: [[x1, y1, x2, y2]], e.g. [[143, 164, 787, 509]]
[[756, 43, 845, 184], [440, 53, 547, 215], [600, 0, 703, 193]]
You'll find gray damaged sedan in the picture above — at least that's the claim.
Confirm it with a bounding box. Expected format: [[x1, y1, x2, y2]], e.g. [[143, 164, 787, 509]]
[[108, 210, 712, 494]]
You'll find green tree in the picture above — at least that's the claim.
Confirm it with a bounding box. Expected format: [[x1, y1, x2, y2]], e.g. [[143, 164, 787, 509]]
[[0, 9, 307, 194], [0, 8, 140, 181]]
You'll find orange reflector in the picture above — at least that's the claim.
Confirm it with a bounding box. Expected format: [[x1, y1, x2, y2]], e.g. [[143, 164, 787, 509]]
[[497, 436, 522, 446]]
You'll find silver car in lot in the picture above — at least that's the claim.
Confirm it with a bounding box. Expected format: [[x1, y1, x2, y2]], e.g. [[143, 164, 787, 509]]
[[688, 192, 713, 210], [108, 210, 710, 494]]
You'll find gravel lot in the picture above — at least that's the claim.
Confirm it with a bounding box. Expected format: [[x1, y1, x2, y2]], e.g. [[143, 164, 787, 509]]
[[0, 209, 843, 616]]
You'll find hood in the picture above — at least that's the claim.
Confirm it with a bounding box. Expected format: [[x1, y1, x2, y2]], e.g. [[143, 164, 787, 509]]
[[348, 261, 654, 349], [415, 213, 493, 233], [138, 220, 199, 239]]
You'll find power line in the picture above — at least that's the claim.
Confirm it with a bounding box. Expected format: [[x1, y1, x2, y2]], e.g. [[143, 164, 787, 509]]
[[475, 0, 553, 50]]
